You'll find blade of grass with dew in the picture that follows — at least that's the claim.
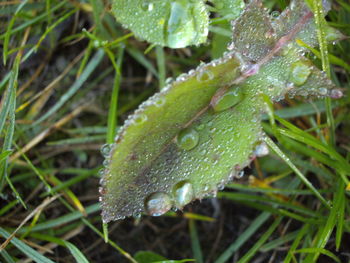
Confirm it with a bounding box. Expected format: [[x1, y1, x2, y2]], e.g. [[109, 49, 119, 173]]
[[107, 46, 124, 144], [312, 0, 335, 146], [296, 39, 350, 72]]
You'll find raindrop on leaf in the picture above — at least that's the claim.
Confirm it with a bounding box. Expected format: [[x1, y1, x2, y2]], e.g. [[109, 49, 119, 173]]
[[173, 180, 194, 207], [176, 128, 200, 151], [212, 87, 244, 112], [254, 142, 269, 157], [145, 192, 173, 216], [289, 61, 311, 86], [271, 10, 280, 18], [134, 114, 148, 125], [100, 144, 111, 157]]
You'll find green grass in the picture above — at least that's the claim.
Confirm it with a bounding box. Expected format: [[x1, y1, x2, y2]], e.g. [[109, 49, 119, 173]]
[[0, 0, 349, 262]]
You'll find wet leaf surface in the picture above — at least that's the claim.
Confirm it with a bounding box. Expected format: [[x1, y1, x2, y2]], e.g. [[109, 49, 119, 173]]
[[111, 0, 209, 48], [101, 0, 342, 222]]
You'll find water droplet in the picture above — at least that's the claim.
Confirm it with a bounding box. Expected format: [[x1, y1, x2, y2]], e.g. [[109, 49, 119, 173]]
[[235, 170, 244, 179], [133, 213, 142, 219], [103, 159, 110, 167], [173, 180, 194, 207], [134, 114, 148, 125], [254, 142, 269, 157], [289, 61, 311, 86], [98, 168, 106, 176], [318, 87, 328, 96], [154, 97, 166, 107], [196, 70, 214, 82], [212, 87, 244, 112], [145, 192, 173, 216], [176, 127, 199, 150], [330, 89, 343, 99], [271, 10, 280, 18], [141, 1, 154, 12], [100, 144, 111, 157], [244, 64, 259, 76]]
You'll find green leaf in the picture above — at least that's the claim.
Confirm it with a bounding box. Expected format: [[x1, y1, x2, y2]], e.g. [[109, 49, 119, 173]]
[[134, 251, 167, 263], [63, 241, 90, 263], [100, 0, 341, 222], [111, 0, 209, 48], [210, 0, 245, 19]]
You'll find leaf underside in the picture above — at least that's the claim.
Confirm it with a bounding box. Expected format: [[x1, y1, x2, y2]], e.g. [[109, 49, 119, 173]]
[[101, 0, 341, 222]]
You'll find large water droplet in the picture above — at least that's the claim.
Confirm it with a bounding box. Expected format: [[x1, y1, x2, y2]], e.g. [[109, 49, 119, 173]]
[[173, 180, 194, 207], [212, 87, 244, 112], [154, 97, 166, 107], [270, 10, 280, 18], [141, 1, 154, 12], [145, 192, 173, 216], [134, 114, 148, 125], [330, 89, 343, 99], [176, 127, 199, 150], [254, 142, 269, 157], [289, 61, 311, 86], [100, 144, 111, 157]]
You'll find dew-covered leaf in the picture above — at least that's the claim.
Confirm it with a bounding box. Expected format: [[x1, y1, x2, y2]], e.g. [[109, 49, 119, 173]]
[[111, 0, 209, 48], [100, 0, 343, 222]]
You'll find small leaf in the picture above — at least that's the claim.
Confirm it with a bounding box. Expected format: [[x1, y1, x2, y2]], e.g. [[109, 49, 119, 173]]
[[100, 0, 342, 222], [111, 0, 209, 48], [134, 251, 167, 263]]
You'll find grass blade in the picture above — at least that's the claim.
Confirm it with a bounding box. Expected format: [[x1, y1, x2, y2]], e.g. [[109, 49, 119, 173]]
[[0, 227, 55, 263]]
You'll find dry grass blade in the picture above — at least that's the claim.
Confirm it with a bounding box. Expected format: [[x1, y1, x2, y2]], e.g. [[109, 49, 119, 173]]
[[10, 103, 88, 161], [0, 195, 60, 251]]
